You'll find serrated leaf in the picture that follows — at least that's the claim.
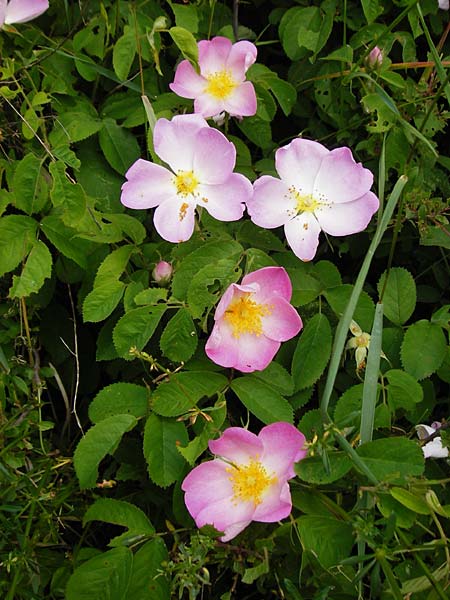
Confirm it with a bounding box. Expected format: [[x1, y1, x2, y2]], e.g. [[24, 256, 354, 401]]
[[144, 414, 188, 487], [187, 259, 241, 318], [0, 215, 37, 277], [12, 153, 47, 215], [252, 362, 294, 396], [83, 498, 154, 546], [57, 110, 103, 143], [356, 437, 424, 484], [49, 162, 86, 225], [296, 516, 354, 568], [113, 305, 166, 359], [401, 320, 447, 380], [83, 280, 125, 323], [41, 215, 94, 269], [127, 538, 170, 600], [231, 377, 293, 424], [9, 241, 52, 298], [89, 383, 149, 423], [113, 26, 136, 81], [324, 285, 375, 331], [385, 369, 423, 411], [99, 118, 141, 175], [152, 371, 227, 417], [74, 414, 137, 489], [95, 246, 135, 287], [295, 453, 352, 484], [390, 487, 431, 515], [134, 288, 168, 305], [377, 267, 416, 325], [172, 239, 243, 301], [66, 547, 133, 600], [160, 308, 197, 362], [169, 26, 198, 65], [292, 313, 331, 391]]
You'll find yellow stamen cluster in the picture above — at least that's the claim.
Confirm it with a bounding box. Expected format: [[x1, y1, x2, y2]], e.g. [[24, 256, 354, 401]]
[[289, 186, 320, 213], [227, 459, 276, 506], [205, 70, 237, 99], [174, 171, 199, 197], [224, 293, 272, 338]]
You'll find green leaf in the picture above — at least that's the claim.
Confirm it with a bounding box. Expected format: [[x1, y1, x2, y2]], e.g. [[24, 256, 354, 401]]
[[324, 285, 375, 331], [288, 270, 321, 306], [9, 241, 52, 298], [89, 383, 149, 423], [99, 118, 141, 175], [113, 305, 166, 359], [83, 280, 125, 323], [361, 0, 384, 23], [296, 516, 353, 568], [49, 162, 86, 225], [41, 215, 94, 269], [169, 26, 199, 66], [160, 308, 198, 362], [152, 371, 227, 417], [95, 245, 135, 287], [127, 538, 170, 600], [0, 215, 37, 277], [134, 288, 168, 305], [385, 369, 423, 411], [231, 377, 293, 424], [172, 239, 243, 300], [295, 452, 352, 484], [377, 267, 416, 325], [187, 259, 241, 318], [12, 154, 47, 215], [356, 437, 424, 484], [390, 487, 431, 515], [83, 498, 154, 546], [66, 547, 133, 600], [292, 313, 332, 391], [113, 26, 136, 81], [401, 320, 447, 380], [143, 414, 188, 487], [57, 110, 102, 143], [252, 362, 294, 396], [74, 414, 137, 489]]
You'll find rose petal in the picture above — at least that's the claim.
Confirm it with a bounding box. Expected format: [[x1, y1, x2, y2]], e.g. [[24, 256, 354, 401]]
[[153, 197, 196, 242], [193, 92, 227, 118], [5, 0, 48, 24], [275, 138, 329, 192], [253, 481, 293, 522], [153, 114, 208, 173], [209, 427, 263, 463], [284, 212, 322, 261], [242, 266, 293, 302], [314, 147, 374, 204], [192, 128, 236, 184], [213, 282, 256, 321], [197, 174, 250, 222], [198, 37, 232, 76], [423, 438, 449, 459], [226, 40, 257, 80], [223, 82, 257, 117], [195, 494, 254, 541], [261, 296, 302, 341], [0, 0, 6, 26], [182, 460, 234, 517], [249, 176, 295, 229], [315, 191, 379, 236], [259, 422, 307, 479], [169, 60, 206, 99], [120, 159, 174, 209], [219, 520, 253, 542]]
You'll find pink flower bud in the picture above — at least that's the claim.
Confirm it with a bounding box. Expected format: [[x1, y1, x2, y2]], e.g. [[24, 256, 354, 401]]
[[152, 261, 172, 286], [367, 46, 383, 68]]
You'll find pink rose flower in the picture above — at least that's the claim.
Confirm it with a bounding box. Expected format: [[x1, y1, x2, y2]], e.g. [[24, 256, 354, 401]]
[[182, 422, 307, 541], [367, 46, 383, 67], [120, 114, 251, 243], [247, 138, 380, 261], [169, 36, 257, 119], [438, 0, 449, 10], [152, 260, 172, 286], [205, 267, 302, 373], [0, 0, 48, 26]]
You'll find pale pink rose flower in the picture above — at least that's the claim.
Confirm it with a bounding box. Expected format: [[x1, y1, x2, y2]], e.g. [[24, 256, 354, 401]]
[[247, 139, 380, 261], [416, 423, 449, 459], [205, 267, 302, 373], [182, 422, 307, 541], [0, 0, 48, 26], [120, 114, 251, 243], [152, 261, 172, 286], [438, 0, 449, 10], [169, 36, 257, 119], [367, 46, 383, 67]]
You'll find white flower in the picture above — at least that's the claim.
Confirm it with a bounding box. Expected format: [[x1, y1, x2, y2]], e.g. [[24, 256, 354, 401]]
[[416, 423, 449, 459], [345, 320, 387, 371], [438, 0, 449, 10]]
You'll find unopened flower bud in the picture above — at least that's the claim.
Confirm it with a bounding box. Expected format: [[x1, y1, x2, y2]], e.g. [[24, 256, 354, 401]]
[[152, 261, 172, 286], [367, 46, 383, 68]]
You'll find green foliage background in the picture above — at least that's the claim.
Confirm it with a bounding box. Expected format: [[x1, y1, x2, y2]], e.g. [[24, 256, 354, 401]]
[[0, 0, 449, 598]]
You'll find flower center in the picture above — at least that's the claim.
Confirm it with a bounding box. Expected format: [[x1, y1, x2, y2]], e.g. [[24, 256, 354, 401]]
[[289, 187, 320, 213], [224, 293, 272, 338], [174, 170, 199, 197], [227, 459, 276, 506], [355, 333, 370, 348], [205, 70, 237, 99]]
